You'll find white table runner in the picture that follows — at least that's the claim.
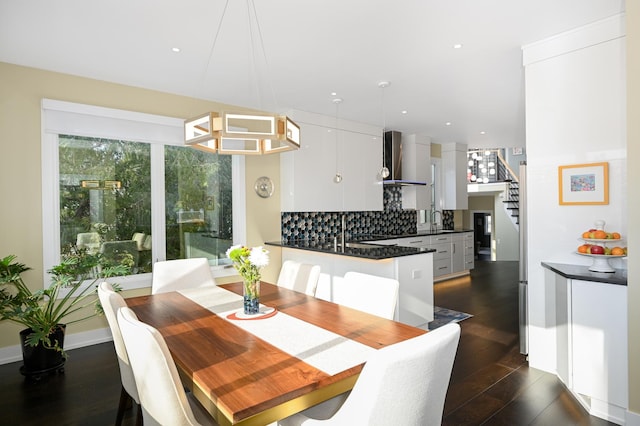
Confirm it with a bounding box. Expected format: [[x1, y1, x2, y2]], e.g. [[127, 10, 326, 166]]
[[179, 286, 375, 375]]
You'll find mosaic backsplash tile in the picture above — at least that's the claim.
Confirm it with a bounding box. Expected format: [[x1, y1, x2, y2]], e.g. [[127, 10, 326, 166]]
[[280, 186, 454, 242], [280, 210, 418, 242]]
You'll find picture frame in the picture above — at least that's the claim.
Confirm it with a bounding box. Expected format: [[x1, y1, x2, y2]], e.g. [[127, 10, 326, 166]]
[[558, 162, 609, 205]]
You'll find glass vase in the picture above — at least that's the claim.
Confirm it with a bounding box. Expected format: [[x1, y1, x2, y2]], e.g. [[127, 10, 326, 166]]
[[243, 279, 260, 315]]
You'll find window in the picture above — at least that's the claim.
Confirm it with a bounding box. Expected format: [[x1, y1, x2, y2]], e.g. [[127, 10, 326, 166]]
[[42, 100, 245, 290]]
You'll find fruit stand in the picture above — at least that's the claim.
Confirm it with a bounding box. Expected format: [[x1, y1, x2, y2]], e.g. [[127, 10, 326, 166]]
[[576, 220, 627, 273]]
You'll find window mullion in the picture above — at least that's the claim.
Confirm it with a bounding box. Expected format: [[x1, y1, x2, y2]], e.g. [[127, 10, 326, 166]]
[[150, 143, 166, 263]]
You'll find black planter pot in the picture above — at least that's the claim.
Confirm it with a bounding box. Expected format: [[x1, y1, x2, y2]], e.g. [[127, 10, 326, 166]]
[[19, 324, 66, 380]]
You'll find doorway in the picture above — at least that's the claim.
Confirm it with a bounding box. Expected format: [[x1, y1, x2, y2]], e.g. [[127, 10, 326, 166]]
[[473, 211, 492, 261]]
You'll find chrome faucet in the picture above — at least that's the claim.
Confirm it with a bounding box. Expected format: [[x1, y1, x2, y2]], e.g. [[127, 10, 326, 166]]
[[430, 210, 442, 234]]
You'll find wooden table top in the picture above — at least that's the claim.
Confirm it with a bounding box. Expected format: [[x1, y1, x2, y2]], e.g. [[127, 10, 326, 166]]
[[125, 282, 425, 425]]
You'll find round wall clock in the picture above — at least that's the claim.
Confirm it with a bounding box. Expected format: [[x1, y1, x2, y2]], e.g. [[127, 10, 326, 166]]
[[254, 176, 274, 198]]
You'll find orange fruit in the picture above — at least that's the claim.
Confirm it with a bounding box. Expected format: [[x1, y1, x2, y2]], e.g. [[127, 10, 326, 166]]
[[612, 232, 621, 239], [582, 231, 591, 239], [577, 244, 590, 254], [593, 230, 607, 239], [611, 247, 625, 256]]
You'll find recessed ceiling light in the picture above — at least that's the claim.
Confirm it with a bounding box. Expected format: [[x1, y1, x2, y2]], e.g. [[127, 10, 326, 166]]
[[401, 110, 408, 114], [480, 131, 486, 135], [331, 92, 337, 96], [453, 43, 463, 49], [171, 47, 181, 53], [445, 122, 452, 126]]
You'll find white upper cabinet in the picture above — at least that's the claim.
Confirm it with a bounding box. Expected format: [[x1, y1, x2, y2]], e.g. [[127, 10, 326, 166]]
[[442, 142, 468, 210], [401, 134, 431, 210], [281, 110, 383, 212]]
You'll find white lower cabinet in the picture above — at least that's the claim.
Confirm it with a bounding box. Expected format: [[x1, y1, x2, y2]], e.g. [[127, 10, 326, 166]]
[[463, 232, 475, 270], [553, 272, 628, 425], [451, 234, 465, 274], [395, 232, 474, 280]]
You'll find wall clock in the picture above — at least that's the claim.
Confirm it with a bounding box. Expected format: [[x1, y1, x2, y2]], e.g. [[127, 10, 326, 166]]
[[254, 176, 274, 198]]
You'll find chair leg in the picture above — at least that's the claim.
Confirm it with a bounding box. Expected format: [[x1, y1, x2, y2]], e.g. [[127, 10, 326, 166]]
[[135, 402, 144, 426], [115, 385, 129, 426]]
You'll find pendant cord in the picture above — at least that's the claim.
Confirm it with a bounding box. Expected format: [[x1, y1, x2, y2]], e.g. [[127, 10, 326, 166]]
[[200, 0, 230, 95], [248, 0, 279, 112], [379, 81, 390, 178], [333, 98, 343, 183]]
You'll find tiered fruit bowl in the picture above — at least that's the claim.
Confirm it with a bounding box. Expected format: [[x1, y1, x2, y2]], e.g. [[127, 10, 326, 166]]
[[576, 220, 627, 273]]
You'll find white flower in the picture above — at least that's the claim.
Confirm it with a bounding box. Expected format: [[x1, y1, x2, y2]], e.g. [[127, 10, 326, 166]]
[[225, 244, 242, 259], [249, 246, 269, 268]]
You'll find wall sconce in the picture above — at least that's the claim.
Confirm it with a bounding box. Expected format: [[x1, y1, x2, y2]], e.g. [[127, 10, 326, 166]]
[[184, 112, 300, 155]]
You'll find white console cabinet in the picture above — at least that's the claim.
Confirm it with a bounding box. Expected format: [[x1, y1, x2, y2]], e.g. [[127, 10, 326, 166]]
[[549, 267, 628, 425]]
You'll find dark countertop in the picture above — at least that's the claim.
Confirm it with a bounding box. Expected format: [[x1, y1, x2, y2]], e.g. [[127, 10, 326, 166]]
[[541, 262, 627, 286], [265, 240, 435, 260], [362, 229, 474, 241]]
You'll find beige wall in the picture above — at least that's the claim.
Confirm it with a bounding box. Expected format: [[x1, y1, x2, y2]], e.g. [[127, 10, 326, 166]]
[[464, 195, 494, 229], [627, 3, 640, 416], [0, 62, 282, 349]]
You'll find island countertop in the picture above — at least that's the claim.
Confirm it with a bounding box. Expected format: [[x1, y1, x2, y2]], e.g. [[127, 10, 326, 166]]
[[265, 240, 435, 260]]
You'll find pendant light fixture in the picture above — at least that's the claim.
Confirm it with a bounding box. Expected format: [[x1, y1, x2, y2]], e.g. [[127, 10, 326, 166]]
[[183, 0, 300, 155], [378, 81, 391, 179], [333, 97, 343, 184]]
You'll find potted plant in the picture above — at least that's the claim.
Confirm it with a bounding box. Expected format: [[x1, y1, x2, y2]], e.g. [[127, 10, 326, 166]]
[[0, 250, 129, 379]]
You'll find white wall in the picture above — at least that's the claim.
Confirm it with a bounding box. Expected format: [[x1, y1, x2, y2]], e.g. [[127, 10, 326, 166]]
[[523, 15, 627, 373]]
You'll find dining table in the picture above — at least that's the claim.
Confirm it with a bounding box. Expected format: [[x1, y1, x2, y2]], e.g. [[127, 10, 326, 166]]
[[125, 281, 426, 426]]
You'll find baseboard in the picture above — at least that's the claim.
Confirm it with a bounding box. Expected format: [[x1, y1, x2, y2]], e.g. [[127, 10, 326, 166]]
[[434, 270, 471, 283], [0, 327, 113, 365], [627, 410, 640, 426]]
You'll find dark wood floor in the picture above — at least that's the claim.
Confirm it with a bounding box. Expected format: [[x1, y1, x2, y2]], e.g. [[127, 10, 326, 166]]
[[0, 261, 614, 425], [439, 261, 613, 426]]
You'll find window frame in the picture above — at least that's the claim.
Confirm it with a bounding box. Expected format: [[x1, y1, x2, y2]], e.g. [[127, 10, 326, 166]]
[[41, 99, 245, 290]]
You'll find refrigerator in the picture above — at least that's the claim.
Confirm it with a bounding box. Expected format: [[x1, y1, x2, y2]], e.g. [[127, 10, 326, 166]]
[[519, 161, 528, 355]]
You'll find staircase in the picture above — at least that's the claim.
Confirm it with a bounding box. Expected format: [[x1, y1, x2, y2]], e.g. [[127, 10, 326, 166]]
[[468, 148, 520, 229], [503, 180, 520, 225]]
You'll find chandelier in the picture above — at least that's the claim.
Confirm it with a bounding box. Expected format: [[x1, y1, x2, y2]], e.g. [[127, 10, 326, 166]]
[[183, 0, 300, 155]]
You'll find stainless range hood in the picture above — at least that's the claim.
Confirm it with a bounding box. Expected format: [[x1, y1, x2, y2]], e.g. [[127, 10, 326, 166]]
[[383, 130, 428, 186]]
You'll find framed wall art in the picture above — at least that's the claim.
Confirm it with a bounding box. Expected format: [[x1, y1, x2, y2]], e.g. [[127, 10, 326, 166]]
[[558, 162, 609, 205]]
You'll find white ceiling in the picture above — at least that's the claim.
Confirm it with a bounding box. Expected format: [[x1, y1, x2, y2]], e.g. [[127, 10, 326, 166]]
[[0, 0, 625, 148]]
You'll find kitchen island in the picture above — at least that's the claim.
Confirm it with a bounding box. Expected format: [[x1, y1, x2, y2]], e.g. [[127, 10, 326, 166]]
[[266, 240, 435, 327]]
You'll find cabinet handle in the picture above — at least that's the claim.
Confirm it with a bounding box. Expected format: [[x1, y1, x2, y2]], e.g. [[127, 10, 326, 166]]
[[438, 266, 448, 270], [409, 240, 423, 244], [453, 244, 456, 254]]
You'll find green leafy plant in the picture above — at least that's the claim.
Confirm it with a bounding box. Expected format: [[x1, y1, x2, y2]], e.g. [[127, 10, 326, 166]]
[[0, 250, 129, 357]]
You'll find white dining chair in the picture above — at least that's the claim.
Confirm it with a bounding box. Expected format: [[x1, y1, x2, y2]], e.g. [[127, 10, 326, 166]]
[[278, 323, 461, 426], [76, 232, 101, 254], [332, 272, 399, 320], [276, 260, 321, 296], [151, 258, 217, 294], [117, 306, 217, 426], [97, 282, 142, 426]]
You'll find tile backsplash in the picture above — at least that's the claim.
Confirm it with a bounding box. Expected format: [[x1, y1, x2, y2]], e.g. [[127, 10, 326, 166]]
[[280, 186, 454, 242]]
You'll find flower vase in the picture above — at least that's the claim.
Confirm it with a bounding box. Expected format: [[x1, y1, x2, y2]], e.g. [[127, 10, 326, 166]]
[[243, 279, 260, 315]]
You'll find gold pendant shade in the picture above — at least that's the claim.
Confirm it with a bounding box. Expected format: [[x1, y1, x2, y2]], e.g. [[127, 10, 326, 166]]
[[184, 112, 300, 155]]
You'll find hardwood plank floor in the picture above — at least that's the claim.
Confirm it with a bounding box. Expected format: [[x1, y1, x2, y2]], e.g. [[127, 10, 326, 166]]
[[0, 260, 614, 425], [439, 260, 614, 426]]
